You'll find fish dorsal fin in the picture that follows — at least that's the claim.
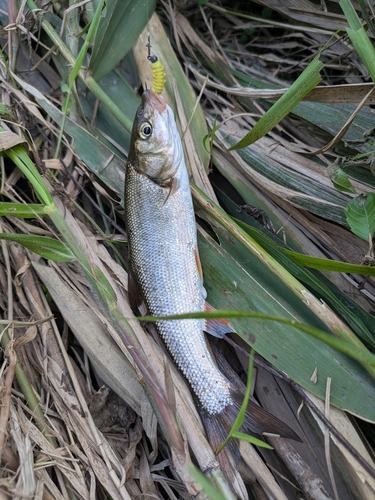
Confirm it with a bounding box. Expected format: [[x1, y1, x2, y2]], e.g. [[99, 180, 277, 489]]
[[203, 302, 235, 338]]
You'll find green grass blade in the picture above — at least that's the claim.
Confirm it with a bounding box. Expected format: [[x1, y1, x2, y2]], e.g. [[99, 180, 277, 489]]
[[229, 215, 375, 347], [0, 234, 74, 262], [340, 0, 375, 83], [138, 310, 375, 379], [231, 432, 273, 449], [3, 145, 54, 208], [69, 0, 105, 87], [216, 350, 255, 454], [0, 203, 48, 218], [229, 55, 324, 149], [55, 0, 106, 157]]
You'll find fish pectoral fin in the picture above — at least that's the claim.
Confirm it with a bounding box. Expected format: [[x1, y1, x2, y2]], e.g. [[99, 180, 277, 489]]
[[203, 302, 235, 338], [128, 261, 145, 314], [162, 176, 179, 206]]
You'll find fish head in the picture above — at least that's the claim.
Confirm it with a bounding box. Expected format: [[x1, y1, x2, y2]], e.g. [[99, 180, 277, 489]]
[[129, 90, 183, 185]]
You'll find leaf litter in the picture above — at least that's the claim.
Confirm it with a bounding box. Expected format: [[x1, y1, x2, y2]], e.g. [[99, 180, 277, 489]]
[[0, 0, 375, 499]]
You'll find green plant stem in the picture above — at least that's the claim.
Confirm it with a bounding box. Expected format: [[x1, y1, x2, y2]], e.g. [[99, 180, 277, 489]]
[[55, 0, 106, 157], [215, 349, 255, 455], [26, 0, 133, 134]]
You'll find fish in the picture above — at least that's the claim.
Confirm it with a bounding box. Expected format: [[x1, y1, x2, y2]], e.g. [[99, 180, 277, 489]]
[[125, 89, 300, 450]]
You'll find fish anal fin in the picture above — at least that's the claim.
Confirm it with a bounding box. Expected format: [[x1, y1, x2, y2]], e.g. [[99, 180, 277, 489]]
[[128, 262, 144, 314], [204, 302, 234, 338]]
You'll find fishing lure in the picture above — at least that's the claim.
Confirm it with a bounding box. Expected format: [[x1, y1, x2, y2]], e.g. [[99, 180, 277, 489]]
[[146, 35, 166, 94], [149, 55, 166, 94]]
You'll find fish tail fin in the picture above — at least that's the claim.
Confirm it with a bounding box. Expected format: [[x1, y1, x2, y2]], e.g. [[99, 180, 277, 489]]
[[201, 390, 301, 464], [230, 391, 302, 442], [200, 393, 301, 498]]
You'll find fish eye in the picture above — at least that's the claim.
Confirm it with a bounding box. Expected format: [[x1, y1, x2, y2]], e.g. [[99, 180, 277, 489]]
[[139, 122, 152, 139]]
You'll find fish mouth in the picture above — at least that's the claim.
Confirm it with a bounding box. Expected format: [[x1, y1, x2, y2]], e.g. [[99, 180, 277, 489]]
[[142, 89, 166, 113]]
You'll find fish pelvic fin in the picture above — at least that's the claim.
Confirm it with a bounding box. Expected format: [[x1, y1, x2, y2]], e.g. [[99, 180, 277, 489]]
[[203, 302, 235, 338]]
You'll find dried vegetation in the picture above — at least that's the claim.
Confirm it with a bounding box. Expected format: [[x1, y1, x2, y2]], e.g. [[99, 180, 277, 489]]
[[0, 0, 375, 499]]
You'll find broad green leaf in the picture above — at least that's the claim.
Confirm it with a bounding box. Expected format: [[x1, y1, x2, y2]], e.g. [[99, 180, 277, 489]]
[[198, 232, 375, 421], [331, 168, 356, 193], [0, 234, 74, 262], [0, 203, 48, 218], [345, 193, 375, 241], [215, 190, 375, 347], [89, 0, 157, 82], [229, 56, 323, 149]]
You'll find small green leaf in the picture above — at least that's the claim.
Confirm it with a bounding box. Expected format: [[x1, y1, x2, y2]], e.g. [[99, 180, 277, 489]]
[[331, 168, 356, 194], [0, 234, 74, 262], [60, 82, 69, 93], [346, 193, 375, 241], [0, 203, 48, 218], [232, 431, 273, 449]]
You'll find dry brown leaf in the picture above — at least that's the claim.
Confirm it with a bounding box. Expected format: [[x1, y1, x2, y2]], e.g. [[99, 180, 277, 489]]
[[0, 131, 26, 151]]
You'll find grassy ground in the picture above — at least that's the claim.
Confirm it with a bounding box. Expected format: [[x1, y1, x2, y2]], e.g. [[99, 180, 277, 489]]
[[0, 1, 375, 498]]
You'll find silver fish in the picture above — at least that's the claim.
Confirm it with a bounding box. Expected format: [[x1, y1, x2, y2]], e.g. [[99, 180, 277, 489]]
[[125, 90, 300, 440]]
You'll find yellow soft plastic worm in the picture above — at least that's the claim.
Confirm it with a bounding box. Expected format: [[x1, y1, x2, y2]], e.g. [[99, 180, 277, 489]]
[[149, 55, 166, 94], [146, 35, 166, 94]]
